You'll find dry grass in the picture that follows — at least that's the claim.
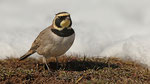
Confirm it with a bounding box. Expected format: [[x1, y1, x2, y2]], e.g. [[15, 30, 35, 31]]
[[0, 55, 150, 84]]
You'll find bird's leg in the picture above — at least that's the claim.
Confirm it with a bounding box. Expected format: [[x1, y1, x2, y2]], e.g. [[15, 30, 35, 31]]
[[42, 57, 50, 72], [55, 57, 59, 69]]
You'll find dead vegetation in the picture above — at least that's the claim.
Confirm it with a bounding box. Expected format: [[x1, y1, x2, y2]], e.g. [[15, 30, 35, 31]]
[[0, 55, 150, 84]]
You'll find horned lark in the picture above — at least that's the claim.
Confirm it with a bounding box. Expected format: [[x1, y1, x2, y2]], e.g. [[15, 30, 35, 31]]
[[19, 12, 75, 71]]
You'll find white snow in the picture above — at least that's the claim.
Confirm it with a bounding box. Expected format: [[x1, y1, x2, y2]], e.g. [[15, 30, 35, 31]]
[[0, 0, 150, 68]]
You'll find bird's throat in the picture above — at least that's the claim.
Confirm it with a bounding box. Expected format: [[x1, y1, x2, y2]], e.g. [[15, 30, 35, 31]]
[[51, 28, 74, 37]]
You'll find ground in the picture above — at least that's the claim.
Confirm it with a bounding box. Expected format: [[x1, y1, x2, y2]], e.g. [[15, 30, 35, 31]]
[[0, 55, 150, 84]]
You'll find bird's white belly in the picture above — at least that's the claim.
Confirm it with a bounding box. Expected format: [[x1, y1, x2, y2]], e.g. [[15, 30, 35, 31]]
[[45, 33, 75, 58]]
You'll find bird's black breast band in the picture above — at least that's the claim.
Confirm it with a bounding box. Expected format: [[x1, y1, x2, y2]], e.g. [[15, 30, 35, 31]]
[[51, 28, 74, 37]]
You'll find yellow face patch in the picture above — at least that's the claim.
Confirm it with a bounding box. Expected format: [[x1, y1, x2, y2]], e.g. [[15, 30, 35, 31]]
[[60, 19, 70, 28]]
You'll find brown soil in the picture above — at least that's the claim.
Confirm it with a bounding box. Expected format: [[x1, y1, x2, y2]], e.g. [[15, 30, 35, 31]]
[[0, 55, 150, 84]]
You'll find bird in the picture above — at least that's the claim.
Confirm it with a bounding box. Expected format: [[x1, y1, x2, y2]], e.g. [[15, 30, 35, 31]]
[[19, 12, 75, 71]]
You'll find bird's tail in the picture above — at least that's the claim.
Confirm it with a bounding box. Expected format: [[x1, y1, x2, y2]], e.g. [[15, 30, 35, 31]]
[[19, 50, 35, 61]]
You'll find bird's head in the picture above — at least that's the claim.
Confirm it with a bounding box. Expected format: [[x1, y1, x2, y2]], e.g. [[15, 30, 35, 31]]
[[53, 12, 72, 31]]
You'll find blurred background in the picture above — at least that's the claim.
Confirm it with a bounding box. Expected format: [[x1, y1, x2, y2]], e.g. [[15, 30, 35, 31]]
[[0, 0, 150, 67]]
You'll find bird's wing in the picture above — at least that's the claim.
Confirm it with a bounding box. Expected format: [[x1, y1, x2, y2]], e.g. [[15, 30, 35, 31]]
[[30, 26, 53, 52], [19, 26, 53, 60]]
